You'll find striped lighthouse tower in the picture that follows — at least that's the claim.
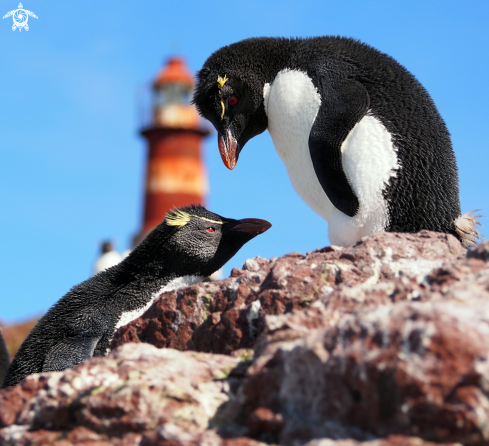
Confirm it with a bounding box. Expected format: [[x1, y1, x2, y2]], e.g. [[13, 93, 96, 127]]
[[135, 57, 210, 245]]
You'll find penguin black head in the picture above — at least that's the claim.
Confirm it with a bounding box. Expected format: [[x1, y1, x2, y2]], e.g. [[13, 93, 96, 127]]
[[194, 71, 266, 170], [193, 38, 285, 169], [138, 205, 271, 278]]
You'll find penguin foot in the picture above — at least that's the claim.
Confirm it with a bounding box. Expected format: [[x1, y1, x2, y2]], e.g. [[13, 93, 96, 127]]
[[454, 211, 483, 248]]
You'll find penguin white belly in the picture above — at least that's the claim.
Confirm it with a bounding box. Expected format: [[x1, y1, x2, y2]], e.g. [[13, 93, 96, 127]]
[[264, 69, 399, 246], [114, 275, 204, 330]]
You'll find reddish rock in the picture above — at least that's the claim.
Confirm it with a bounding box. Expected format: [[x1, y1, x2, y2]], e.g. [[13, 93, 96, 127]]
[[1, 232, 487, 446], [110, 256, 277, 354], [0, 344, 242, 445], [303, 437, 461, 446], [112, 231, 464, 356], [224, 239, 489, 445]]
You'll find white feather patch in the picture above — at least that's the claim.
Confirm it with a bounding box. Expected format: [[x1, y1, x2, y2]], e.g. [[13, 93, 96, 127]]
[[114, 275, 204, 330], [330, 113, 399, 246], [264, 69, 399, 246]]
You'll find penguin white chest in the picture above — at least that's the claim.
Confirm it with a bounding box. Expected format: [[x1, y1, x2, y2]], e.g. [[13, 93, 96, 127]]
[[263, 69, 399, 246], [263, 70, 331, 220]]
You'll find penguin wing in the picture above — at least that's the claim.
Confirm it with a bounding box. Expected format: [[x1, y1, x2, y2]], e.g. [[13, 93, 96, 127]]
[[308, 77, 370, 217], [42, 336, 100, 373]]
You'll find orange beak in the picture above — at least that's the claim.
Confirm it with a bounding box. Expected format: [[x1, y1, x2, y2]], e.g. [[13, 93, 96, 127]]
[[218, 129, 238, 170]]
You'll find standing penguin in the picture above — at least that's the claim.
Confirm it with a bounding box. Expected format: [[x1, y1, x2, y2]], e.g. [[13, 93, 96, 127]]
[[2, 206, 271, 388], [193, 37, 481, 247]]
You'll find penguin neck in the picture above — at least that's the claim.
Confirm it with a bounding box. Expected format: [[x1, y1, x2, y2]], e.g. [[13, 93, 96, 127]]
[[113, 228, 184, 279], [260, 39, 299, 83], [108, 230, 208, 299], [112, 256, 201, 294]]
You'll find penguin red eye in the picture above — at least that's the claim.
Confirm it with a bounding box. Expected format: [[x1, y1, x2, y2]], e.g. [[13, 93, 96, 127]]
[[229, 96, 238, 106], [206, 227, 215, 233]]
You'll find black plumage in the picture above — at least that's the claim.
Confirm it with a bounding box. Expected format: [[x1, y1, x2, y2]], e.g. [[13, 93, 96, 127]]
[[2, 206, 271, 388], [194, 37, 477, 245], [0, 330, 9, 385]]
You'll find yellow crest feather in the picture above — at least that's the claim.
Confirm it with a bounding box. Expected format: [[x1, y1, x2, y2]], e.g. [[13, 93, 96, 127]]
[[165, 209, 191, 227], [217, 75, 228, 120], [165, 208, 225, 228], [220, 99, 225, 120], [217, 75, 228, 89]]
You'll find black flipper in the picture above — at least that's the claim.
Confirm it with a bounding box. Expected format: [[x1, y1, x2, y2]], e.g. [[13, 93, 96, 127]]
[[43, 336, 100, 373], [308, 77, 370, 217]]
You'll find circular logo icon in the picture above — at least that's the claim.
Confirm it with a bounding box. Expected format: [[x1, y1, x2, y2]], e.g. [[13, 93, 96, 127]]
[[13, 9, 27, 27]]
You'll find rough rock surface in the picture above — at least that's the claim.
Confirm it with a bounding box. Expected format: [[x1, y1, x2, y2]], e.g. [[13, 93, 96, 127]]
[[111, 231, 465, 355], [1, 231, 488, 446], [0, 343, 253, 445]]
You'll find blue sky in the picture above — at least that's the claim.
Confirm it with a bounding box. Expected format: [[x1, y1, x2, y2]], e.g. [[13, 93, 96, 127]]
[[1, 0, 488, 323]]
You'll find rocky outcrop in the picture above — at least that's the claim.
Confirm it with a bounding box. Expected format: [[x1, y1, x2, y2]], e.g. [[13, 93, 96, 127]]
[[111, 231, 465, 355], [1, 231, 488, 446], [0, 344, 250, 445]]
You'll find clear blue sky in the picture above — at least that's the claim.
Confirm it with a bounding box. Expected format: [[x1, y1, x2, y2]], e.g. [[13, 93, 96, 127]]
[[1, 0, 488, 323]]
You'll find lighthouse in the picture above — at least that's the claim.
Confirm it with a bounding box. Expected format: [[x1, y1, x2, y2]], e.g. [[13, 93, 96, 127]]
[[135, 57, 210, 245]]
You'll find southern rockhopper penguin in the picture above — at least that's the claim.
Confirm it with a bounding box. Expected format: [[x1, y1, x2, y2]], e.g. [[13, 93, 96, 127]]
[[2, 206, 271, 388], [193, 37, 481, 247]]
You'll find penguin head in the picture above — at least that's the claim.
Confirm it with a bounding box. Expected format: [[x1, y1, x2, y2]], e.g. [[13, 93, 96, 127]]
[[194, 40, 272, 170], [156, 205, 271, 277]]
